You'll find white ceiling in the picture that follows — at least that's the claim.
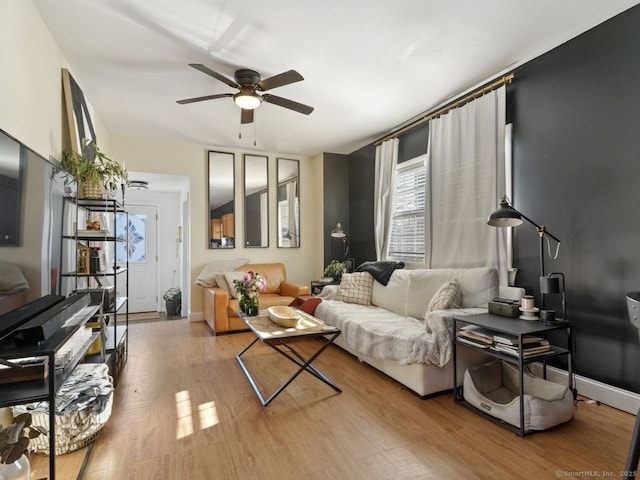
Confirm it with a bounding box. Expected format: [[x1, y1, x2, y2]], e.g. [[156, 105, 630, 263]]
[[34, 0, 639, 159]]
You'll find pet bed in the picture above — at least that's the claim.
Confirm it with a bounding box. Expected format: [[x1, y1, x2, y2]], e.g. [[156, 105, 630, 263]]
[[463, 359, 574, 432]]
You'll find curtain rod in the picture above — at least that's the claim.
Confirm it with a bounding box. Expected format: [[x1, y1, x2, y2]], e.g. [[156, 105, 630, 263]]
[[374, 72, 515, 146]]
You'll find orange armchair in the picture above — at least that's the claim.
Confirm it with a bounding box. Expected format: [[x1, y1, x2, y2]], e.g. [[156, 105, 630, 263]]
[[202, 262, 308, 334]]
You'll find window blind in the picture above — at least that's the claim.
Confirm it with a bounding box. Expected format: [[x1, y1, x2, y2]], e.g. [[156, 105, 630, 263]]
[[388, 157, 426, 261]]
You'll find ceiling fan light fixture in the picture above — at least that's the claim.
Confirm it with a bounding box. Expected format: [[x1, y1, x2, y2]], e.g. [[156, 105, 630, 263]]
[[233, 89, 262, 110]]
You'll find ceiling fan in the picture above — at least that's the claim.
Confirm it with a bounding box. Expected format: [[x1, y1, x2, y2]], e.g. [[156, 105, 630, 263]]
[[176, 63, 314, 124]]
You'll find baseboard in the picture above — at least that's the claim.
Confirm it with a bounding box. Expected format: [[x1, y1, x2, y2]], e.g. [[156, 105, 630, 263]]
[[189, 311, 203, 322], [530, 364, 640, 415]]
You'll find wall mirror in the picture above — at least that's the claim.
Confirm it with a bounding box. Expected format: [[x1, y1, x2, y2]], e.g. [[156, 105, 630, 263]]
[[0, 132, 23, 246], [244, 154, 268, 247], [208, 151, 235, 249], [277, 158, 300, 248]]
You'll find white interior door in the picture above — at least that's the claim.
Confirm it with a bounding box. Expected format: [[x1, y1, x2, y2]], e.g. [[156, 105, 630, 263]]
[[116, 205, 158, 313]]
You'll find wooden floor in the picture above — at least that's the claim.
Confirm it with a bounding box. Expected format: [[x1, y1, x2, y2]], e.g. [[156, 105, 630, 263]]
[[30, 319, 636, 480]]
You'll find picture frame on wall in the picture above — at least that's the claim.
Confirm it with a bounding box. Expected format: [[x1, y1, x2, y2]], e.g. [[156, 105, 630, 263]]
[[62, 68, 97, 156]]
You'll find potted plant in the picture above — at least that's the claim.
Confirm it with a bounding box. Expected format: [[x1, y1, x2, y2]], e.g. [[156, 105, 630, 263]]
[[0, 412, 46, 476], [59, 138, 128, 199], [323, 260, 345, 281]]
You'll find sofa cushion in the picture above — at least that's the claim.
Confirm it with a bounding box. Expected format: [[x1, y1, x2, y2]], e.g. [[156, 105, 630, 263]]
[[455, 268, 499, 308], [427, 280, 462, 311], [405, 269, 457, 319], [238, 263, 285, 294], [336, 272, 374, 305], [371, 269, 411, 316], [227, 294, 295, 317]]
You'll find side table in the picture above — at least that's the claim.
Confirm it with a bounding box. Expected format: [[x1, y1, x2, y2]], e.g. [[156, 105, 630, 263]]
[[310, 279, 340, 295], [453, 313, 573, 437]]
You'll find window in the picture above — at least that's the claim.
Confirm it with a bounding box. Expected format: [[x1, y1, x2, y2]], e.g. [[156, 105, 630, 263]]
[[388, 154, 427, 261], [116, 213, 147, 263]]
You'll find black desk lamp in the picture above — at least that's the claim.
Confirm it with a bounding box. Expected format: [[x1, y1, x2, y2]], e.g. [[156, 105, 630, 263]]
[[487, 195, 561, 309], [331, 222, 353, 271], [540, 272, 566, 324], [331, 222, 350, 258]]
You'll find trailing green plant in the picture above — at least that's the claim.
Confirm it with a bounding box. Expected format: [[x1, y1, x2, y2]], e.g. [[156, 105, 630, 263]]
[[0, 412, 46, 464], [323, 260, 345, 279], [59, 138, 128, 192]]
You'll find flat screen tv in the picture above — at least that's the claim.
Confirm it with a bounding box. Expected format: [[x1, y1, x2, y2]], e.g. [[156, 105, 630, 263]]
[[0, 128, 71, 311]]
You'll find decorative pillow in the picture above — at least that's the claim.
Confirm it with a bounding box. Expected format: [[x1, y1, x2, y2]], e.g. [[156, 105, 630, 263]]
[[223, 271, 247, 299], [336, 272, 374, 306], [427, 280, 462, 311], [0, 261, 29, 295], [194, 258, 249, 287], [213, 273, 232, 296]]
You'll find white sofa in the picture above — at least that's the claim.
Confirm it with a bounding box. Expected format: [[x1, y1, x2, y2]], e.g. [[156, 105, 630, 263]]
[[315, 267, 521, 397]]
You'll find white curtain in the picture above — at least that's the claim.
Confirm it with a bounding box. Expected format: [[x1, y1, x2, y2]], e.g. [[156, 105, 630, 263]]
[[427, 86, 507, 284], [374, 137, 399, 260]]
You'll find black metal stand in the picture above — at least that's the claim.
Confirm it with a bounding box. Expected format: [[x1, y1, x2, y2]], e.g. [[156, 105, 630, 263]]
[[236, 332, 342, 406]]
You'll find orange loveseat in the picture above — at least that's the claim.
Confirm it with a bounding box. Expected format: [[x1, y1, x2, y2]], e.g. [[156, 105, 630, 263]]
[[202, 262, 309, 334]]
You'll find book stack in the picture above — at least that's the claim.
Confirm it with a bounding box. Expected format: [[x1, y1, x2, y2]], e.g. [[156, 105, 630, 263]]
[[456, 326, 553, 358], [456, 326, 494, 348], [491, 332, 552, 358]]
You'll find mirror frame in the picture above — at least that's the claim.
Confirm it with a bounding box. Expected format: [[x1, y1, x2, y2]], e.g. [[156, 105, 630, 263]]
[[243, 154, 269, 248], [208, 151, 235, 249], [276, 158, 300, 248]]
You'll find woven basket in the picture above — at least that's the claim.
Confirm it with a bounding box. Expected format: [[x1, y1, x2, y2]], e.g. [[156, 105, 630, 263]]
[[80, 182, 103, 199], [24, 391, 113, 455]]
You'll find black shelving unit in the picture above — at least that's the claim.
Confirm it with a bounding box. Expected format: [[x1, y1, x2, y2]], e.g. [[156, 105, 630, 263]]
[[59, 197, 129, 385], [453, 313, 572, 437], [0, 298, 99, 480]]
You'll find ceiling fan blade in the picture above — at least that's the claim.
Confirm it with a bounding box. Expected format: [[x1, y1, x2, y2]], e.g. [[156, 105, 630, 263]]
[[176, 93, 232, 104], [188, 63, 239, 89], [257, 70, 304, 91], [262, 94, 314, 115], [241, 109, 254, 124]]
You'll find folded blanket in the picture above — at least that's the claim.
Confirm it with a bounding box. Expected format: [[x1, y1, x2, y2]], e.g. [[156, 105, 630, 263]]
[[355, 261, 405, 286]]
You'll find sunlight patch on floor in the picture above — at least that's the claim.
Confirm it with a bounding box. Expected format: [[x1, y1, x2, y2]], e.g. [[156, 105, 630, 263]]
[[175, 391, 220, 439], [198, 401, 219, 429], [175, 390, 193, 439]]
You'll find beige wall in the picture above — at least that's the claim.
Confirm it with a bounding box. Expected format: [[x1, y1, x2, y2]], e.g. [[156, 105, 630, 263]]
[[0, 0, 109, 163], [110, 135, 325, 318]]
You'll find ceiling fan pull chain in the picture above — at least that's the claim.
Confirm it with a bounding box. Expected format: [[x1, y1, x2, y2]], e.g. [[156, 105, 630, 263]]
[[254, 119, 257, 146]]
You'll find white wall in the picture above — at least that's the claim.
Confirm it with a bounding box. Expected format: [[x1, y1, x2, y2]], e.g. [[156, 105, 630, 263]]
[[109, 135, 323, 319]]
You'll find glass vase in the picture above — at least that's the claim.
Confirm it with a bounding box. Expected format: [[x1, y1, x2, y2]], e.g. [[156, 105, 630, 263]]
[[239, 294, 259, 316], [0, 454, 31, 480]]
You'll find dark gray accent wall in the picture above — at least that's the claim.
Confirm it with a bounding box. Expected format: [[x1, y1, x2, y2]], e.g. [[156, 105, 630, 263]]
[[347, 143, 377, 268], [508, 4, 640, 393], [323, 153, 350, 266], [324, 3, 640, 395]]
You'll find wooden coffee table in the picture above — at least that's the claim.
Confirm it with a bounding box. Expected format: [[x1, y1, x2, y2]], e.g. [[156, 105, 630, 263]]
[[235, 308, 342, 406]]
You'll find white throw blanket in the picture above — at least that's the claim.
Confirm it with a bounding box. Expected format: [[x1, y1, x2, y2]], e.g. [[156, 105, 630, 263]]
[[315, 299, 485, 367]]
